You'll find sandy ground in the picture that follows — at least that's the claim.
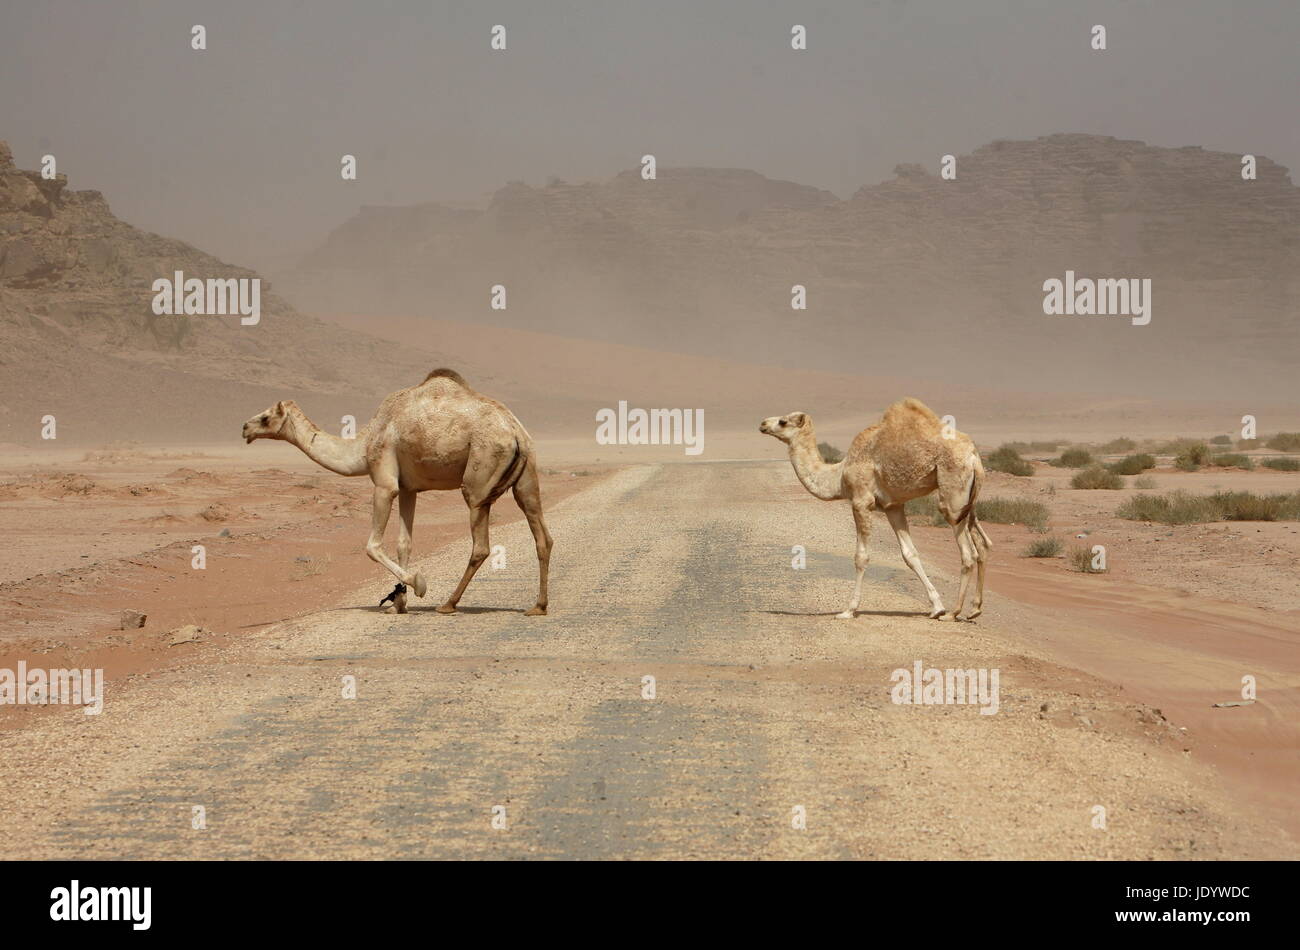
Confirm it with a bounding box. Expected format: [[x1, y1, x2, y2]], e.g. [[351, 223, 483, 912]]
[[0, 456, 1295, 859], [0, 443, 608, 730]]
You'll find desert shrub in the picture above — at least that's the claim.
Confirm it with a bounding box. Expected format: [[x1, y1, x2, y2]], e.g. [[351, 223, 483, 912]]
[[1107, 453, 1156, 476], [1070, 465, 1124, 490], [1174, 442, 1211, 471], [817, 441, 843, 463], [905, 494, 1051, 530], [1209, 434, 1233, 445], [1211, 453, 1254, 470], [1238, 438, 1260, 450], [1117, 489, 1300, 524], [986, 445, 1034, 476], [1155, 437, 1204, 456], [904, 495, 947, 526], [1133, 475, 1158, 489], [976, 497, 1048, 530], [1022, 536, 1062, 558], [1117, 491, 1219, 524], [1098, 437, 1137, 454], [1210, 490, 1300, 522], [1054, 447, 1094, 468], [1265, 432, 1300, 452], [1262, 457, 1300, 471], [1068, 546, 1106, 573], [1004, 440, 1063, 455]]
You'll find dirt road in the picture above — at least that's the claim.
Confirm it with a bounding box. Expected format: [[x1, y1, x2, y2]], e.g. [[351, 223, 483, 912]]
[[3, 461, 1294, 859]]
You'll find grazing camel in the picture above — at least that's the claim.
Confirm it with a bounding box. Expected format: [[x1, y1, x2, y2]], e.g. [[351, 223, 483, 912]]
[[242, 369, 552, 616], [760, 398, 990, 621]]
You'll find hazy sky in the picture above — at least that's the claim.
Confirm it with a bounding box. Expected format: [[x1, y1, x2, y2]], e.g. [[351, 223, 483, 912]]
[[3, 0, 1297, 272]]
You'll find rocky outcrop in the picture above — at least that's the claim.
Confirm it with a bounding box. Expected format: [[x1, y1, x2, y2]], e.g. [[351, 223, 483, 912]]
[[0, 141, 443, 444]]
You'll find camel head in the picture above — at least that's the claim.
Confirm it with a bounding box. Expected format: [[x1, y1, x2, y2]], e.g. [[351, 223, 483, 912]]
[[241, 401, 295, 443], [759, 412, 810, 444]]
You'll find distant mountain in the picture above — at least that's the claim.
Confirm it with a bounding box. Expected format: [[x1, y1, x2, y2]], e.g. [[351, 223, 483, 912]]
[[280, 135, 1300, 402], [0, 141, 447, 444]]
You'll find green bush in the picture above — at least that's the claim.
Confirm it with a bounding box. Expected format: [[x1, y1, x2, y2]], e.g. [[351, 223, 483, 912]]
[[1054, 447, 1094, 468], [1211, 453, 1254, 470], [1174, 442, 1211, 471], [1117, 489, 1300, 524], [1070, 465, 1124, 490], [1209, 435, 1232, 445], [904, 495, 947, 526], [906, 494, 1051, 530], [1265, 432, 1300, 452], [1210, 490, 1300, 521], [1022, 537, 1062, 558], [1107, 453, 1156, 475], [1098, 437, 1137, 454], [976, 497, 1049, 530], [1262, 457, 1300, 471], [1002, 440, 1062, 455], [985, 445, 1035, 477], [1155, 437, 1206, 456], [1068, 546, 1106, 573]]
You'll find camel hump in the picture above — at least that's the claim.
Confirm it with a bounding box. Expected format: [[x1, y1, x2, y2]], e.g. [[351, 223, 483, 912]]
[[423, 368, 468, 386], [886, 397, 940, 422]]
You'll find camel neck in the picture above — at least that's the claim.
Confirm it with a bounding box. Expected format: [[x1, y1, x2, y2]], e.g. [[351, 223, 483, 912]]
[[282, 407, 368, 477], [788, 427, 846, 501]]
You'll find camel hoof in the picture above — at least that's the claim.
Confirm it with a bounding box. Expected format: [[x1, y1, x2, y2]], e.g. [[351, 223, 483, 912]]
[[412, 573, 428, 598], [929, 608, 947, 620], [836, 610, 856, 619], [524, 605, 547, 616], [965, 609, 982, 622], [435, 603, 457, 614]]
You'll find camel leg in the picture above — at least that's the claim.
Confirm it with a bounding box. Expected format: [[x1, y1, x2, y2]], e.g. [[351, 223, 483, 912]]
[[967, 516, 991, 620], [884, 506, 946, 619], [437, 504, 491, 614], [950, 518, 978, 621], [366, 484, 428, 598], [385, 489, 417, 614], [512, 460, 553, 616], [837, 502, 873, 619]]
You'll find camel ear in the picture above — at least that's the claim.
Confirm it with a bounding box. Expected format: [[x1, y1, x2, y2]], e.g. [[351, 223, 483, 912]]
[[275, 401, 286, 413], [788, 412, 809, 428]]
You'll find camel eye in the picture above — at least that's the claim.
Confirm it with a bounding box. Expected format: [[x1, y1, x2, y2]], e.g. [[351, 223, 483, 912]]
[[779, 420, 787, 427], [260, 415, 269, 425]]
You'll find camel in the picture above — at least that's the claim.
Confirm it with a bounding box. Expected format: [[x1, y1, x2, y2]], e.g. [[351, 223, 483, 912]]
[[241, 369, 552, 616], [760, 398, 990, 621]]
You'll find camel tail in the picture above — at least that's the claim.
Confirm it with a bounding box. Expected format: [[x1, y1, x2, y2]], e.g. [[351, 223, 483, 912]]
[[958, 455, 992, 550]]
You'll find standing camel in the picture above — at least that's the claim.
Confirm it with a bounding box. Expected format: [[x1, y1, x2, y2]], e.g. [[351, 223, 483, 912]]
[[760, 398, 990, 621], [242, 369, 552, 616]]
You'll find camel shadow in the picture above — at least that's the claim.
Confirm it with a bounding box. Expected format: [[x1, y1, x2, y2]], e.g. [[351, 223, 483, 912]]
[[759, 608, 933, 619]]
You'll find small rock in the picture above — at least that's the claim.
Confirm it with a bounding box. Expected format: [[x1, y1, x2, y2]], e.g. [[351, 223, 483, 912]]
[[167, 624, 205, 646], [119, 609, 146, 630], [218, 528, 231, 537]]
